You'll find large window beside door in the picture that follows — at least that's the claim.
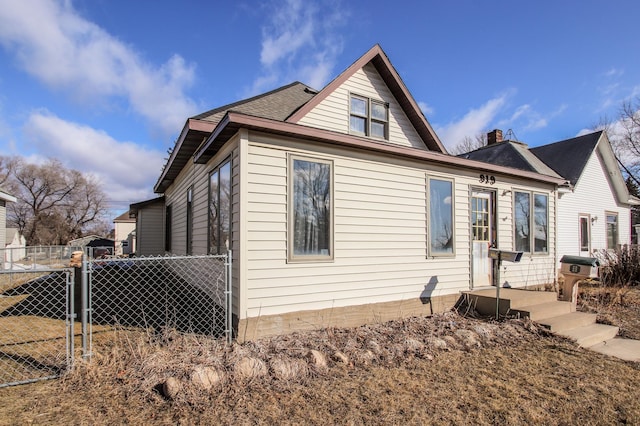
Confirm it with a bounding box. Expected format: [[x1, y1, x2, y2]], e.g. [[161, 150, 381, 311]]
[[289, 155, 333, 261], [606, 212, 618, 249], [428, 178, 454, 255], [209, 159, 231, 255], [514, 191, 548, 253]]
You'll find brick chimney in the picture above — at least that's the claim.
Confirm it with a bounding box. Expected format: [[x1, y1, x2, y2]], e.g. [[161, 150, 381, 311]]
[[487, 129, 503, 145]]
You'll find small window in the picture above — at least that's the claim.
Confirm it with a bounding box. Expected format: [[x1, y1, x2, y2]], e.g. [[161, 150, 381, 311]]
[[289, 155, 333, 261], [606, 213, 618, 249], [579, 216, 590, 252], [428, 178, 454, 255], [349, 94, 388, 140], [186, 186, 193, 255], [209, 159, 231, 254], [514, 191, 548, 253], [165, 204, 172, 252]]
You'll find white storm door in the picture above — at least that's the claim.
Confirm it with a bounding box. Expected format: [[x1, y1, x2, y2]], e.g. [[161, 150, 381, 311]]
[[471, 192, 492, 288]]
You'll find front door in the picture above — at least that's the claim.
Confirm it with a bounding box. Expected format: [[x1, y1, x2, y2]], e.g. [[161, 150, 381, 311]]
[[471, 191, 495, 288]]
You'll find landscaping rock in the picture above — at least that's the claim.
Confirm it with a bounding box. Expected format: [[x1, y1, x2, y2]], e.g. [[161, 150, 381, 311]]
[[162, 377, 182, 399], [234, 357, 267, 381], [190, 366, 224, 390], [306, 349, 328, 370]]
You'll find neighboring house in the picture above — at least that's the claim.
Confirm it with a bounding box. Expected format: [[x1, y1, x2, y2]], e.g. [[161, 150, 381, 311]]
[[4, 228, 26, 262], [462, 129, 640, 266], [0, 190, 17, 268], [68, 235, 115, 256], [113, 210, 136, 256], [134, 45, 565, 340], [129, 196, 165, 256]]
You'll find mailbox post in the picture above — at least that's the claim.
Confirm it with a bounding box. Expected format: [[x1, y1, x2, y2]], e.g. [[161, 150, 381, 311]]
[[488, 249, 523, 319], [559, 255, 599, 312]]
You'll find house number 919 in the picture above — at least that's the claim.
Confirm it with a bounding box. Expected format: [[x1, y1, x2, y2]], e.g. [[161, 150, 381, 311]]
[[479, 174, 496, 184]]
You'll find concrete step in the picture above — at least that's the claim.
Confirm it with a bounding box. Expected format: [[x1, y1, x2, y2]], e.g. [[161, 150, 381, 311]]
[[563, 323, 620, 348], [511, 301, 573, 321], [462, 289, 558, 316], [538, 312, 598, 333]]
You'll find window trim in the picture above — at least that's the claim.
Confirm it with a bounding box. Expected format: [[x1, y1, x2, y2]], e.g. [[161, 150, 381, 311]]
[[349, 93, 389, 140], [427, 176, 456, 257], [512, 189, 549, 255], [287, 154, 334, 263], [605, 211, 618, 250], [208, 157, 232, 255]]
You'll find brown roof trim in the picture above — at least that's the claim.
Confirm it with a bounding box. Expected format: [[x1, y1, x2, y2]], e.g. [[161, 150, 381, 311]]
[[286, 44, 447, 154], [129, 196, 165, 214], [153, 119, 216, 193], [194, 112, 566, 185]]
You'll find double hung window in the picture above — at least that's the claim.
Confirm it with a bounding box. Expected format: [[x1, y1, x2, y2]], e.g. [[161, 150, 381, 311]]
[[349, 95, 388, 140]]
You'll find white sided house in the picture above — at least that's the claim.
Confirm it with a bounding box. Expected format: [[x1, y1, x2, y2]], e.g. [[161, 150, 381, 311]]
[[464, 130, 640, 267], [531, 131, 640, 259], [138, 45, 565, 340]]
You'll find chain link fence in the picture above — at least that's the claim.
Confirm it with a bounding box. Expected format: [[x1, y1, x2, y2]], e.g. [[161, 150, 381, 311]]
[[1, 245, 82, 271], [0, 246, 232, 387], [85, 252, 232, 358], [0, 268, 73, 388]]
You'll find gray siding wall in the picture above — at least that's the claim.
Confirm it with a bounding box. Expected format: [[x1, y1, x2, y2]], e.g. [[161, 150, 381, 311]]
[[136, 203, 165, 255]]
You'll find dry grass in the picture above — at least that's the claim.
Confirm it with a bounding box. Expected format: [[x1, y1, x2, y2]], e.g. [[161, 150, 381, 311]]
[[578, 283, 640, 340], [0, 307, 639, 425]]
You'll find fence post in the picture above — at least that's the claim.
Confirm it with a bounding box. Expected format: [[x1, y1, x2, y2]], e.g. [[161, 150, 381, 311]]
[[226, 250, 232, 343], [81, 247, 90, 359]]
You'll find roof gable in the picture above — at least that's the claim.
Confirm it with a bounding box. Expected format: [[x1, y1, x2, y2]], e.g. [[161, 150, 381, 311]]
[[287, 45, 446, 153], [530, 131, 602, 185]]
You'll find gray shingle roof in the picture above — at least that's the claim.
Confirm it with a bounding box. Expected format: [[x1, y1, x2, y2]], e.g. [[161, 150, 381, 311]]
[[458, 140, 562, 178], [530, 131, 602, 185], [192, 81, 317, 125]]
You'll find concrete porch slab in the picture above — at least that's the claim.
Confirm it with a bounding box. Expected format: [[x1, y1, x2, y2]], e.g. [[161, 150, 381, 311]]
[[589, 338, 640, 362]]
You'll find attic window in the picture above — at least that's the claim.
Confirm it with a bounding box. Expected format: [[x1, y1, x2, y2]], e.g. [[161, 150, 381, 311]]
[[349, 95, 388, 140]]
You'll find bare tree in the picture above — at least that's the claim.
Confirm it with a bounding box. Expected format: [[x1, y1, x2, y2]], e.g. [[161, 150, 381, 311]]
[[1, 156, 110, 245], [449, 132, 488, 155]]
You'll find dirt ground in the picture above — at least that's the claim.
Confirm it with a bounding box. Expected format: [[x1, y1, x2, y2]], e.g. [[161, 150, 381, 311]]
[[0, 287, 639, 425]]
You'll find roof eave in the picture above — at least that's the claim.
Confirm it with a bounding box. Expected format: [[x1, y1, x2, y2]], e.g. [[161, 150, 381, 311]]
[[153, 119, 216, 193], [0, 190, 16, 203], [195, 112, 565, 185]]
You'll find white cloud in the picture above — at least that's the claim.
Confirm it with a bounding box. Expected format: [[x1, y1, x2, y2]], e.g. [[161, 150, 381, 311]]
[[604, 68, 624, 78], [436, 92, 511, 150], [249, 0, 347, 94], [0, 0, 197, 135], [23, 112, 163, 211], [418, 101, 434, 116]]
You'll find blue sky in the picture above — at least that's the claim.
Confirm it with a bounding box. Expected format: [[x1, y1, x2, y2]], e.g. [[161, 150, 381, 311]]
[[0, 0, 639, 215]]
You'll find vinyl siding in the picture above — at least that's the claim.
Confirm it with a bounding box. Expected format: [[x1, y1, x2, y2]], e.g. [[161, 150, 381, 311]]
[[0, 202, 6, 249], [136, 203, 165, 255], [298, 63, 427, 149], [557, 148, 632, 261], [241, 132, 556, 318]]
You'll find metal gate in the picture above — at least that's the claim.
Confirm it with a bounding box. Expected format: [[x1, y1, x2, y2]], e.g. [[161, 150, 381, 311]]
[[0, 268, 74, 388], [83, 252, 232, 359]]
